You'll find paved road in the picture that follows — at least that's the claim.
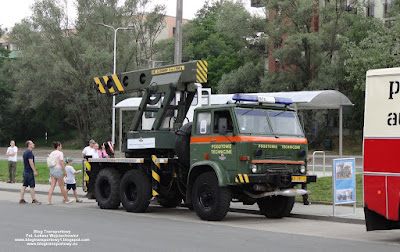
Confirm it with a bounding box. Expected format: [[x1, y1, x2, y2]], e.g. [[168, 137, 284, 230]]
[[1, 191, 399, 252]]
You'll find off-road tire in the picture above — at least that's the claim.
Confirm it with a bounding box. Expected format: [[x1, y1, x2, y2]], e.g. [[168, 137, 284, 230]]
[[94, 168, 121, 209], [175, 122, 192, 168], [192, 172, 231, 221], [120, 169, 152, 213], [257, 196, 295, 218]]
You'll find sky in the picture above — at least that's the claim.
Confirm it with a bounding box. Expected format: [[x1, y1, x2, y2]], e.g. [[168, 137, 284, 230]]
[[0, 0, 264, 30]]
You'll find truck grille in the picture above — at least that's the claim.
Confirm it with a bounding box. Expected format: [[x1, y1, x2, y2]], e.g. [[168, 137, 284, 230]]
[[264, 154, 293, 160]]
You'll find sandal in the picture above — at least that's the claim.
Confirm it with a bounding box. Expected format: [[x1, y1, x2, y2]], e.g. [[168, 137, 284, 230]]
[[19, 199, 27, 204], [76, 199, 83, 203]]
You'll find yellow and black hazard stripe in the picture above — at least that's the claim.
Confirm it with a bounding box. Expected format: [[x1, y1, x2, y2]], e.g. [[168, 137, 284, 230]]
[[93, 74, 125, 95], [151, 155, 161, 197], [196, 60, 208, 83], [83, 160, 91, 192], [234, 174, 250, 184]]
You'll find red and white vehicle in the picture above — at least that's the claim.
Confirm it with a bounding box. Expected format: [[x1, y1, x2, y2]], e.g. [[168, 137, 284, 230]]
[[364, 67, 400, 231]]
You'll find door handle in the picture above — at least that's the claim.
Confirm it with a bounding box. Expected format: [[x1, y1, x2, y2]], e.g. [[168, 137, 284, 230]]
[[210, 139, 216, 142]]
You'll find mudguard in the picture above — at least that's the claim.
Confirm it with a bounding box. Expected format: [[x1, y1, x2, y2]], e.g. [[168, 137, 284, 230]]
[[189, 160, 230, 186]]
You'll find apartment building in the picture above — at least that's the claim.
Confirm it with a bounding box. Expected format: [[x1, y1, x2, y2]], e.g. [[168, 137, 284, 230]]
[[251, 0, 393, 20], [0, 34, 20, 58]]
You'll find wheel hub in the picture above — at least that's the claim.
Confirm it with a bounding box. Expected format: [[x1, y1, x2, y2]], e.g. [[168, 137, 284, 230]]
[[198, 184, 215, 209], [125, 182, 137, 202], [100, 180, 111, 199]]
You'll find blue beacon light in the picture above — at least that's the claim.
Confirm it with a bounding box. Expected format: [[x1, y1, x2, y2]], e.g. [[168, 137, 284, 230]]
[[232, 94, 292, 105]]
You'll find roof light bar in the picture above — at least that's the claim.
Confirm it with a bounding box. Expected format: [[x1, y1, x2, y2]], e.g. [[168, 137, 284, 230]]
[[232, 94, 258, 102], [232, 94, 292, 105]]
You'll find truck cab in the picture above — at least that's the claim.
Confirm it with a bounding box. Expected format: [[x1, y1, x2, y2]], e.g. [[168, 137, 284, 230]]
[[186, 94, 316, 220]]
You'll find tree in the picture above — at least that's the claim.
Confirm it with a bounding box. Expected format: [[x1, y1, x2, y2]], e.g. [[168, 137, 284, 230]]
[[156, 0, 260, 93], [261, 0, 323, 91], [7, 0, 166, 144], [344, 18, 400, 91], [218, 60, 264, 93], [0, 26, 12, 143]]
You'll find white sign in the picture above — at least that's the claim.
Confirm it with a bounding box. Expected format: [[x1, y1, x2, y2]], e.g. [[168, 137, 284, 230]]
[[332, 158, 356, 216], [127, 138, 156, 149], [365, 68, 400, 137]]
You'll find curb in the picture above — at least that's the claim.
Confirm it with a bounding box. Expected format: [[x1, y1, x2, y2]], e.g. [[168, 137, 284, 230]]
[[229, 207, 365, 225], [1, 187, 364, 225], [0, 187, 86, 198]]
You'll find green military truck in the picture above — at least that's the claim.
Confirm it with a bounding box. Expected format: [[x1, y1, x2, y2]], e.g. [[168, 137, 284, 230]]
[[85, 60, 317, 221]]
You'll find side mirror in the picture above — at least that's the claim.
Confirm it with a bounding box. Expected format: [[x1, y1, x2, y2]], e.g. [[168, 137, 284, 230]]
[[218, 117, 228, 136]]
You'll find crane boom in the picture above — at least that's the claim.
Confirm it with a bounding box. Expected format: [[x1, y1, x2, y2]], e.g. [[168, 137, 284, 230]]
[[92, 60, 208, 132], [93, 60, 208, 95]]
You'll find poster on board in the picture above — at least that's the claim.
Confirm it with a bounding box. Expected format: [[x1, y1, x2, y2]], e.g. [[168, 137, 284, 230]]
[[333, 158, 356, 204]]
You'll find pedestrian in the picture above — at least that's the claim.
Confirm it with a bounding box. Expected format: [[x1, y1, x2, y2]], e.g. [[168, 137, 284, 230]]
[[64, 157, 83, 203], [82, 139, 95, 199], [47, 142, 73, 205], [302, 183, 310, 205], [98, 143, 109, 158], [6, 140, 18, 183], [105, 141, 115, 158], [19, 140, 41, 204], [82, 139, 95, 159], [92, 142, 100, 158]]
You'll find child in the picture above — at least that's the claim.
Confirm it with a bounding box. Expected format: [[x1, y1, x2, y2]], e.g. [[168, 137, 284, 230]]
[[64, 157, 83, 203]]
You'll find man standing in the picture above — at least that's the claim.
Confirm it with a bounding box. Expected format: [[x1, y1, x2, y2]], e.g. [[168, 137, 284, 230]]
[[82, 139, 95, 159], [19, 140, 41, 204], [5, 140, 18, 183]]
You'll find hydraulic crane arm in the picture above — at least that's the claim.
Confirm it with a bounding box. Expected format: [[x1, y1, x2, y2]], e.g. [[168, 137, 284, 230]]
[[93, 60, 208, 95], [93, 60, 208, 131]]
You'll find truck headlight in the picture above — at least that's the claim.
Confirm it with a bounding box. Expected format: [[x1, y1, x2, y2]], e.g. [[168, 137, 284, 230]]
[[251, 164, 258, 173], [300, 165, 306, 174]]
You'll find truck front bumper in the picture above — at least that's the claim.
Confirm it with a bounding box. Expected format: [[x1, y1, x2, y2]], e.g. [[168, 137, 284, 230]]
[[234, 173, 317, 186]]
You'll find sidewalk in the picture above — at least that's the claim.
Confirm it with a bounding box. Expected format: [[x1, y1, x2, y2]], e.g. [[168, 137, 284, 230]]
[[230, 202, 365, 225], [0, 181, 86, 197], [0, 181, 365, 224]]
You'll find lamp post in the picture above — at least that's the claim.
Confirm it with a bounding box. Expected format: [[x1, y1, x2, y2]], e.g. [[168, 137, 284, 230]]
[[97, 23, 134, 146], [174, 0, 183, 64]]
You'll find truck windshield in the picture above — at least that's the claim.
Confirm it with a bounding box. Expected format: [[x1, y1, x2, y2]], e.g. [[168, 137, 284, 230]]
[[235, 109, 271, 134], [267, 111, 304, 136], [235, 108, 303, 136]]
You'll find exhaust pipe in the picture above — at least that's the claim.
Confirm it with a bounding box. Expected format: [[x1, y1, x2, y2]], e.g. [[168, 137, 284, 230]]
[[244, 188, 311, 199]]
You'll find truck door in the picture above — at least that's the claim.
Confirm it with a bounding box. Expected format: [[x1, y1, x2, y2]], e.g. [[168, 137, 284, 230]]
[[190, 111, 212, 164], [210, 110, 237, 171]]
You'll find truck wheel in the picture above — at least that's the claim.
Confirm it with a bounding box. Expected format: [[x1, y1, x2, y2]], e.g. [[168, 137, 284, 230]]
[[192, 172, 231, 221], [175, 122, 192, 168], [94, 168, 121, 209], [257, 196, 295, 218], [120, 169, 151, 213]]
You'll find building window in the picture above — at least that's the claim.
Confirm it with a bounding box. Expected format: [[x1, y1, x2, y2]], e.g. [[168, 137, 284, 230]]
[[172, 27, 176, 36], [384, 0, 392, 14], [344, 0, 352, 11], [251, 0, 263, 7], [367, 0, 375, 17]]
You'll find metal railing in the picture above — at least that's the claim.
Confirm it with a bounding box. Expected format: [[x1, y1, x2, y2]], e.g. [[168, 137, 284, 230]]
[[312, 151, 326, 176]]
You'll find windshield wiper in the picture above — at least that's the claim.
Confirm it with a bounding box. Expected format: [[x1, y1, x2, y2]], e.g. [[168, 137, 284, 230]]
[[270, 110, 287, 117], [239, 108, 254, 117]]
